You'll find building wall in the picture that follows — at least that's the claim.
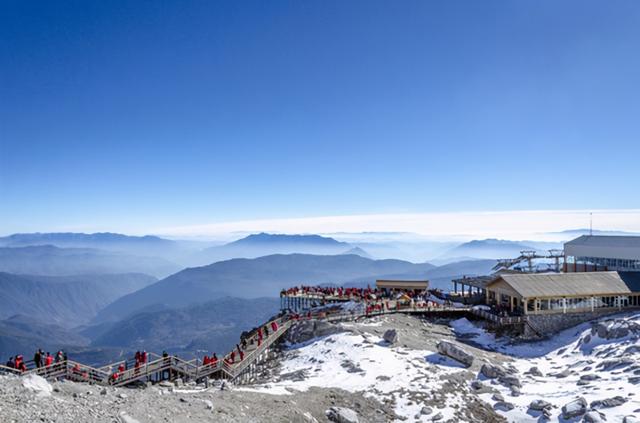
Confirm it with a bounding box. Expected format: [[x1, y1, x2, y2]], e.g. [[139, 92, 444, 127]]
[[523, 309, 632, 339], [564, 243, 640, 261]]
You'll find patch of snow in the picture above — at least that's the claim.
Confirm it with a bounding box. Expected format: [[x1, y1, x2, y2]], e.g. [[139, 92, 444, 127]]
[[473, 312, 640, 422], [21, 374, 52, 397], [256, 332, 466, 421]]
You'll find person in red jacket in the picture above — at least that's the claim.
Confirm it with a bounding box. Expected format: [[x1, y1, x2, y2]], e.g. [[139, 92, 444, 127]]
[[203, 355, 210, 366], [211, 353, 218, 368], [44, 353, 53, 367], [229, 351, 235, 364]]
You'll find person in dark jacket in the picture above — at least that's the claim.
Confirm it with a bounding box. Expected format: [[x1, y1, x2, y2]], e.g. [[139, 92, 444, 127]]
[[6, 356, 15, 369], [34, 350, 42, 369]]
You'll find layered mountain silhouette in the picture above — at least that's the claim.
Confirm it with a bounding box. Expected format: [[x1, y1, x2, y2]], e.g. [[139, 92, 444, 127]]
[[90, 297, 280, 356], [0, 245, 180, 278], [94, 254, 435, 323], [194, 233, 361, 264], [0, 272, 157, 326]]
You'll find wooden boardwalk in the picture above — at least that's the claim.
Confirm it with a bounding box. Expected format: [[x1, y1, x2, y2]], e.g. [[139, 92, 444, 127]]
[[1, 292, 474, 387]]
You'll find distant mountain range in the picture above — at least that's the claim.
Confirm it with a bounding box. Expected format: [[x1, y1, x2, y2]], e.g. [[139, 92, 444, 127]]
[[93, 253, 435, 323], [439, 238, 563, 260], [0, 315, 89, 359], [0, 232, 179, 255], [193, 233, 368, 264], [0, 245, 180, 278], [89, 297, 280, 356], [0, 272, 157, 326]]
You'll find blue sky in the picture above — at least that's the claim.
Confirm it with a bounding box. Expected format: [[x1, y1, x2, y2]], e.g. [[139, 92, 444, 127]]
[[1, 1, 639, 235]]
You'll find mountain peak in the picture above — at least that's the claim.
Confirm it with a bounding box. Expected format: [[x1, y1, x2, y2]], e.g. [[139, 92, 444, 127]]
[[228, 233, 347, 247]]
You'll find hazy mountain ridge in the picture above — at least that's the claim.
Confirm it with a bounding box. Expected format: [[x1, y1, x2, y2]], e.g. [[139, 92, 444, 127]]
[[90, 297, 280, 356], [0, 245, 180, 278], [440, 238, 563, 260], [0, 272, 157, 326], [194, 233, 356, 264], [94, 254, 436, 324]]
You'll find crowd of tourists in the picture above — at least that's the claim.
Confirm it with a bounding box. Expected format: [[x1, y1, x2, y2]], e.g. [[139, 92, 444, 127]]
[[109, 350, 150, 383], [281, 285, 450, 312], [3, 349, 67, 374], [221, 319, 281, 366], [281, 285, 397, 301]]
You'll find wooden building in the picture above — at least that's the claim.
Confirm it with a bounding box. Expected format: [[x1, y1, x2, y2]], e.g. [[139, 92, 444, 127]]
[[375, 279, 429, 293], [485, 271, 640, 315]]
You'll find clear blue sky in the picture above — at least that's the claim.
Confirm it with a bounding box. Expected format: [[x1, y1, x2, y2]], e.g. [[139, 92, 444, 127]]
[[1, 1, 639, 234]]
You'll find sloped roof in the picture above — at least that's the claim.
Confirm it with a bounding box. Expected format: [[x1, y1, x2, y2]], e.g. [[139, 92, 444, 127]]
[[565, 235, 640, 248], [376, 280, 428, 290], [487, 271, 640, 298]]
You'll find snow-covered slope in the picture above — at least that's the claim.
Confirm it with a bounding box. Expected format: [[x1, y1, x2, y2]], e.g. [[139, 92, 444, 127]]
[[453, 313, 640, 422]]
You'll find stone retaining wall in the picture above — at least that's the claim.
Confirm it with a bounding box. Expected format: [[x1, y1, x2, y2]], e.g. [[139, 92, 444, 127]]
[[523, 309, 632, 339]]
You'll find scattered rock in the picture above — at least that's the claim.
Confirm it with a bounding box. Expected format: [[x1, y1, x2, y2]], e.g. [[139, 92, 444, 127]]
[[383, 329, 398, 344], [526, 366, 543, 377], [590, 396, 627, 408], [498, 375, 522, 388], [118, 393, 128, 399], [492, 393, 504, 402], [436, 341, 474, 367], [493, 401, 514, 412], [326, 406, 359, 423], [431, 412, 443, 421], [119, 411, 141, 423], [528, 400, 552, 411], [288, 320, 343, 344], [562, 397, 587, 419], [480, 363, 506, 379], [100, 387, 108, 395], [174, 378, 183, 387], [593, 320, 640, 340], [583, 411, 604, 423], [420, 406, 432, 415]]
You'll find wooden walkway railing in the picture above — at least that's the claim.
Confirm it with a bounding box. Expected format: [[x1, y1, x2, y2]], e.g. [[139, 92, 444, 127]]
[[3, 297, 473, 387]]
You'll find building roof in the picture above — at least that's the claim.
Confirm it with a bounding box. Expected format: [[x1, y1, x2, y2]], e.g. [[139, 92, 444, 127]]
[[486, 271, 640, 299], [564, 235, 640, 261], [565, 235, 640, 248], [376, 280, 429, 290]]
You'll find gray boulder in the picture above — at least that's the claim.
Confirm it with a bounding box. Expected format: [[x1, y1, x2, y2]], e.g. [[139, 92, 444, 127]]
[[436, 341, 474, 367], [494, 401, 515, 411], [529, 400, 552, 411], [526, 366, 543, 377], [383, 329, 398, 344], [583, 411, 604, 423], [498, 374, 522, 388], [420, 406, 433, 415], [593, 320, 640, 340], [562, 397, 587, 419], [590, 396, 627, 409], [288, 320, 342, 344], [623, 416, 640, 423], [480, 363, 506, 379], [326, 407, 359, 423]]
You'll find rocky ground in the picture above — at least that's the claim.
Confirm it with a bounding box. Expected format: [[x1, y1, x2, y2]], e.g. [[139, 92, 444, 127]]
[[1, 311, 639, 423]]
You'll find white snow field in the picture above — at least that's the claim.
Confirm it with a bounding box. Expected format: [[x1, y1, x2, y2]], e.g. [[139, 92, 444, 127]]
[[453, 313, 640, 422], [255, 331, 463, 421]]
